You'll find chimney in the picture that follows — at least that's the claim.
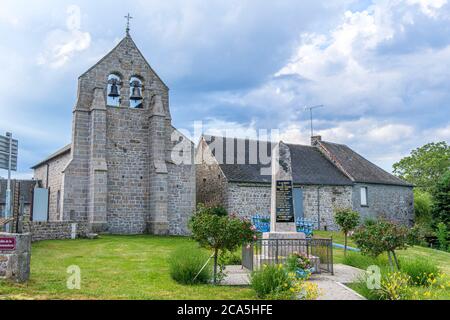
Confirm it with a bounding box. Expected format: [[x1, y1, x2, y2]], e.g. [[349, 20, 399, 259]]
[[311, 135, 322, 146]]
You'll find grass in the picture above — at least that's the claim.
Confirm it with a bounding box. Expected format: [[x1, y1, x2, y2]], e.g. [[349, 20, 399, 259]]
[[315, 230, 450, 300], [314, 230, 450, 275], [0, 235, 255, 300]]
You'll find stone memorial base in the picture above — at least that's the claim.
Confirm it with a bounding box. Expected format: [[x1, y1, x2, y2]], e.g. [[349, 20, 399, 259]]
[[261, 231, 307, 259], [0, 233, 31, 283]]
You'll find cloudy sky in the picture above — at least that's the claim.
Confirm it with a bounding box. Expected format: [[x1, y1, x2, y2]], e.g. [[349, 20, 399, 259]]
[[0, 0, 449, 179]]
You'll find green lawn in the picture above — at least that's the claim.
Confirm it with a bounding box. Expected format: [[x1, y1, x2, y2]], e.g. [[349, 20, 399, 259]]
[[0, 235, 255, 300], [315, 230, 450, 300], [314, 230, 450, 275]]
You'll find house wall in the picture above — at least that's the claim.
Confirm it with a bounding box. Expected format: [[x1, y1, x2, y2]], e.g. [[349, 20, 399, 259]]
[[352, 183, 414, 226], [195, 139, 228, 207], [33, 152, 71, 221], [226, 183, 353, 231]]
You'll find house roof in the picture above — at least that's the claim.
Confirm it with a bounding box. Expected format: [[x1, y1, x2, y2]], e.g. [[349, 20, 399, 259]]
[[319, 141, 413, 187], [203, 136, 353, 186], [31, 144, 71, 169], [0, 179, 36, 204]]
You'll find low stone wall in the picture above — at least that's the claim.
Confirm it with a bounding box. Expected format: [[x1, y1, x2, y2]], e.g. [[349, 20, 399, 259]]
[[22, 221, 89, 242], [0, 232, 31, 283]]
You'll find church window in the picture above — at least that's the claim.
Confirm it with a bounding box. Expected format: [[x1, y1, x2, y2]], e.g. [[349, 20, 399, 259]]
[[107, 74, 122, 107], [129, 77, 143, 108]]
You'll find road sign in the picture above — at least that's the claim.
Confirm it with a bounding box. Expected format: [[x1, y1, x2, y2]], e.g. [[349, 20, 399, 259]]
[[0, 134, 18, 171]]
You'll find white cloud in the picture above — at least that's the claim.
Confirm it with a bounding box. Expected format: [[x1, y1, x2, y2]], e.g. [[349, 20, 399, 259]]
[[37, 5, 91, 68], [407, 0, 447, 17]]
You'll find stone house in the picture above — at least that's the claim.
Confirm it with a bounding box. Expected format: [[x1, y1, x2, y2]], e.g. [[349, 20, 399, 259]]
[[31, 32, 195, 236], [196, 135, 414, 230]]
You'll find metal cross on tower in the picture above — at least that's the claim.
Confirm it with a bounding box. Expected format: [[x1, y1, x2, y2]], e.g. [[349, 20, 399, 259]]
[[124, 13, 133, 35]]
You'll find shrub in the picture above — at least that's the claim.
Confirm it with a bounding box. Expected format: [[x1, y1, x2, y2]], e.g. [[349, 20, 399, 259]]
[[334, 208, 360, 256], [400, 258, 439, 286], [352, 219, 409, 270], [168, 246, 212, 285], [250, 264, 293, 299], [436, 222, 448, 251], [379, 272, 411, 300], [408, 223, 434, 247], [414, 190, 433, 225], [285, 252, 312, 272], [250, 264, 319, 300]]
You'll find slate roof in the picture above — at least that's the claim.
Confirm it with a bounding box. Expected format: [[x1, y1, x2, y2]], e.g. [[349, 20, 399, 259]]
[[319, 141, 413, 187], [203, 136, 353, 186], [31, 144, 71, 169], [0, 179, 36, 204]]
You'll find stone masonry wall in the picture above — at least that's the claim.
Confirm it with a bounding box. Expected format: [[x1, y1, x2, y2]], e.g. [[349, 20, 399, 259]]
[[33, 151, 71, 221], [227, 183, 271, 218], [352, 183, 414, 226], [168, 162, 196, 235], [195, 138, 228, 207], [22, 221, 89, 242], [227, 183, 353, 230], [106, 107, 150, 234], [302, 185, 353, 231], [0, 232, 31, 283]]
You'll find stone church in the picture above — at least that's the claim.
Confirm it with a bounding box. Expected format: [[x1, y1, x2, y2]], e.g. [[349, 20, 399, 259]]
[[32, 32, 195, 235]]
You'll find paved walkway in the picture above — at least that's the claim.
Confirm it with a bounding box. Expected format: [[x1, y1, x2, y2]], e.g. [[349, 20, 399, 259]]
[[309, 264, 366, 300], [222, 264, 366, 300]]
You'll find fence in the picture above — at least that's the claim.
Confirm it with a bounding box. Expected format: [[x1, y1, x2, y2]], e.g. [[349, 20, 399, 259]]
[[242, 238, 334, 274]]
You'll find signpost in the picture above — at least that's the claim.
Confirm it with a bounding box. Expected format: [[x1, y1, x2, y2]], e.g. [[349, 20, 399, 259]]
[[0, 132, 18, 233]]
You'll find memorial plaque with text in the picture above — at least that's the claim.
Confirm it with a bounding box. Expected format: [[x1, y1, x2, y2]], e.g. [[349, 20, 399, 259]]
[[0, 237, 16, 251], [275, 180, 294, 223]]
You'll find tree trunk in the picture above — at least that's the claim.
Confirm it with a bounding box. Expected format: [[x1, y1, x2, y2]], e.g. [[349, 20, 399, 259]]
[[387, 251, 394, 271], [391, 250, 400, 271], [344, 233, 348, 256], [213, 248, 218, 284]]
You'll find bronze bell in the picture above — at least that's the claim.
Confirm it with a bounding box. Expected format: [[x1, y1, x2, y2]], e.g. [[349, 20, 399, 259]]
[[130, 81, 143, 101], [108, 80, 120, 98]]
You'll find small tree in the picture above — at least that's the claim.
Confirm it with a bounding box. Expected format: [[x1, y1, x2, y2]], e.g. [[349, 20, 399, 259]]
[[352, 219, 409, 270], [334, 208, 360, 256], [190, 205, 256, 283]]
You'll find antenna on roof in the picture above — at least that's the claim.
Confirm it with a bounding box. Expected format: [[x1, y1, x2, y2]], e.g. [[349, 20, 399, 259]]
[[304, 105, 324, 137]]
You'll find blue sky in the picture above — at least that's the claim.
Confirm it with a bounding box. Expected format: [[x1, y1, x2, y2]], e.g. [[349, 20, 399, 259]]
[[0, 0, 449, 179]]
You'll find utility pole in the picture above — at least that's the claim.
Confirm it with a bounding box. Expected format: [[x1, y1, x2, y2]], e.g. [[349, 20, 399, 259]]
[[304, 105, 324, 137]]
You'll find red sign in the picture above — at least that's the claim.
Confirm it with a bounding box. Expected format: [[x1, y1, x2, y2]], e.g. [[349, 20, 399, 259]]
[[0, 237, 16, 251]]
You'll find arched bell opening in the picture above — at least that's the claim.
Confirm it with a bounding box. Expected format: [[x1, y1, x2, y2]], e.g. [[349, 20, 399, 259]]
[[107, 74, 122, 107], [129, 76, 144, 109]]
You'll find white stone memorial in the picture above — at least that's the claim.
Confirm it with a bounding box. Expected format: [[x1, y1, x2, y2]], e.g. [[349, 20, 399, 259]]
[[262, 142, 305, 253]]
